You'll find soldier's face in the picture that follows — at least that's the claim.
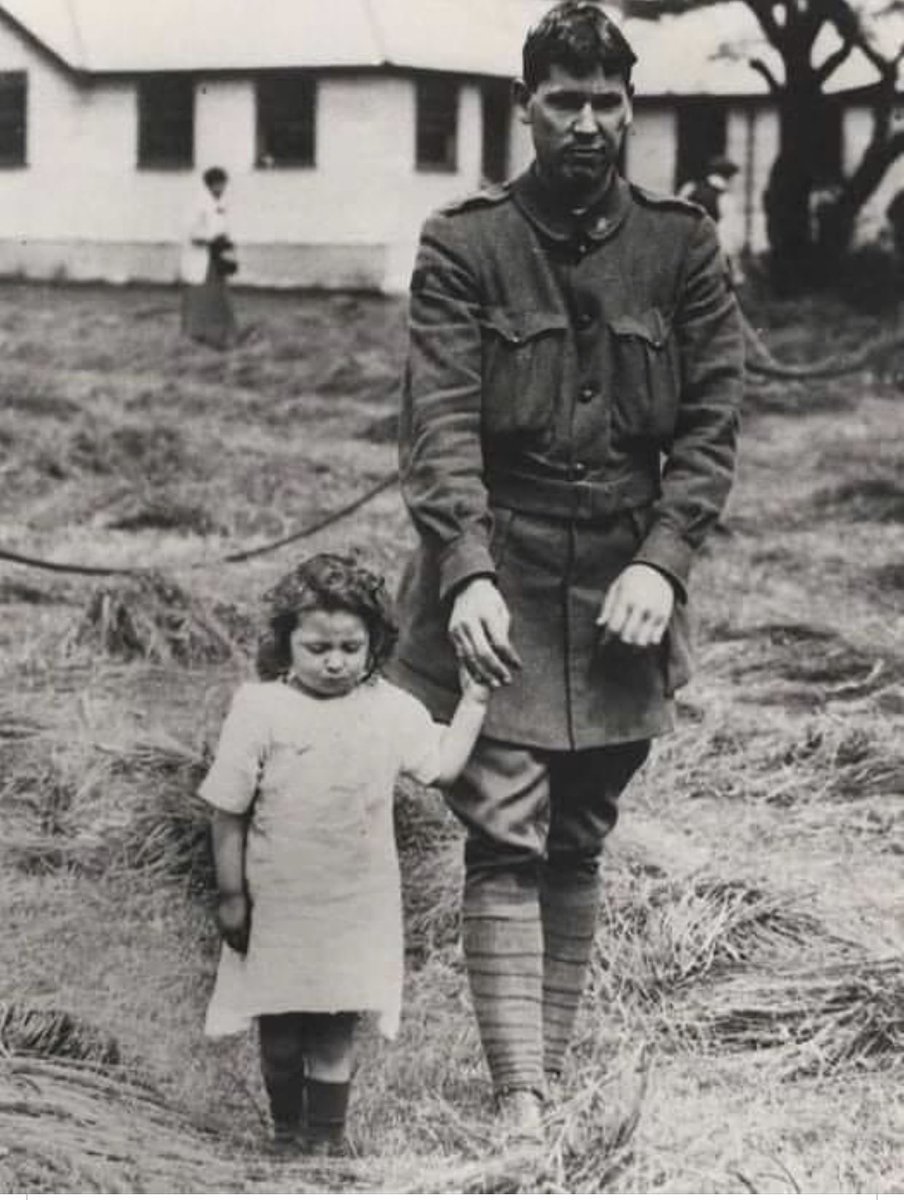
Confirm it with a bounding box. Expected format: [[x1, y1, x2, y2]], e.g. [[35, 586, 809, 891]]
[[515, 63, 632, 194]]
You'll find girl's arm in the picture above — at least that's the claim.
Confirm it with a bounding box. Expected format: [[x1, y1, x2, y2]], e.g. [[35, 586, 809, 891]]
[[434, 670, 491, 786], [210, 809, 250, 954]]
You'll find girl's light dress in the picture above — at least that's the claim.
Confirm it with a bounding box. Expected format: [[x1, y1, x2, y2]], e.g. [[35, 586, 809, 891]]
[[200, 677, 443, 1039]]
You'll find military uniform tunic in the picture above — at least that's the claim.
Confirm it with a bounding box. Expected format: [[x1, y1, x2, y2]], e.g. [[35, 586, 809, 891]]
[[390, 166, 744, 750]]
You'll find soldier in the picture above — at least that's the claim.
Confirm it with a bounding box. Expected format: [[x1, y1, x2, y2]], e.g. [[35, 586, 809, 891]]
[[389, 0, 744, 1142]]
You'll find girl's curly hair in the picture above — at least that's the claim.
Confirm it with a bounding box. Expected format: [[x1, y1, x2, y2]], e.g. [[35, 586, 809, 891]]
[[256, 553, 398, 681]]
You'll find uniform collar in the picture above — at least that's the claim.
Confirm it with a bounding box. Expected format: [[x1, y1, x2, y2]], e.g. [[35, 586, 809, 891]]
[[512, 163, 631, 245]]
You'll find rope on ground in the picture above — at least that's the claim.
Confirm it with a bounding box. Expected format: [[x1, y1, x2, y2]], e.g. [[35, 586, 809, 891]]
[[0, 470, 397, 578], [742, 309, 904, 380]]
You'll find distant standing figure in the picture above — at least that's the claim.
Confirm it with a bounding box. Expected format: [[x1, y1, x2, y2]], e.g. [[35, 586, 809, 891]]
[[681, 156, 742, 282], [198, 553, 491, 1156], [180, 166, 239, 350], [680, 155, 739, 225]]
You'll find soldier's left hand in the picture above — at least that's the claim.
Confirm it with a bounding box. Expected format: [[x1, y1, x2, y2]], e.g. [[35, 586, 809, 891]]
[[597, 563, 675, 647]]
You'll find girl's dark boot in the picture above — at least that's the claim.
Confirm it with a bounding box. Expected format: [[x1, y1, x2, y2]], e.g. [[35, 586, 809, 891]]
[[259, 1013, 307, 1153], [303, 1078, 351, 1156]]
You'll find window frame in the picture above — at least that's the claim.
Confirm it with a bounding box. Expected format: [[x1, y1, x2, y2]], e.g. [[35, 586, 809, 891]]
[[136, 73, 195, 170], [415, 76, 459, 173], [674, 97, 728, 192], [0, 71, 27, 168], [254, 71, 317, 169]]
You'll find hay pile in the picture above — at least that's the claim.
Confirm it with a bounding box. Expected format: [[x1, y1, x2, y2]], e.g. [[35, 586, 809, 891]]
[[594, 866, 827, 1004], [66, 571, 254, 666], [395, 776, 463, 966], [0, 1055, 275, 1193], [1, 725, 213, 887], [0, 1003, 119, 1065], [669, 957, 904, 1077], [91, 734, 214, 886]]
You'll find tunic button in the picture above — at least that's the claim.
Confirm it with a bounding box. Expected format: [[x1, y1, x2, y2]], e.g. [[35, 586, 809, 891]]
[[577, 311, 594, 330], [570, 461, 588, 479], [578, 384, 596, 404]]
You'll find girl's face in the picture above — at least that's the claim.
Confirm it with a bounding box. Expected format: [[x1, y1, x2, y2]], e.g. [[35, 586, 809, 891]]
[[288, 608, 370, 697]]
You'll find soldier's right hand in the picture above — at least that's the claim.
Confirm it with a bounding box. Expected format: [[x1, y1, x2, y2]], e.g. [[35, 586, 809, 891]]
[[448, 578, 522, 688]]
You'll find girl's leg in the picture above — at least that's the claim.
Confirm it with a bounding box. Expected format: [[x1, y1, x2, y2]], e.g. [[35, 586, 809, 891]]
[[301, 1012, 357, 1154], [258, 1012, 307, 1147]]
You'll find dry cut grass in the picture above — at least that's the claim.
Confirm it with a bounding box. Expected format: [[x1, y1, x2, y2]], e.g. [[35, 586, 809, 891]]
[[0, 282, 902, 1192]]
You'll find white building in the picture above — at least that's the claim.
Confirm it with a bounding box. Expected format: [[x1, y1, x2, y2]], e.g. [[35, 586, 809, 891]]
[[0, 0, 900, 292]]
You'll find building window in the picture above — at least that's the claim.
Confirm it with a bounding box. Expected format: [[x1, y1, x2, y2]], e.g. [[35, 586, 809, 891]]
[[481, 79, 510, 184], [674, 99, 727, 190], [256, 73, 316, 167], [137, 75, 194, 169], [416, 78, 458, 172], [0, 72, 26, 167]]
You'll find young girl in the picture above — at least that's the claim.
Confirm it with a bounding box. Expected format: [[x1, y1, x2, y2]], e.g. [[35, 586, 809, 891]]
[[198, 553, 490, 1155]]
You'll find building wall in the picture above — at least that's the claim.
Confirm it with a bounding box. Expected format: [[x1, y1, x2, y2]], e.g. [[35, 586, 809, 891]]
[[0, 13, 900, 292], [626, 106, 676, 195], [0, 15, 489, 289]]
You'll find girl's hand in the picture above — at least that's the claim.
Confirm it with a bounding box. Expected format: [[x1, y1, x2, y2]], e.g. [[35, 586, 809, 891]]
[[217, 892, 251, 955], [458, 663, 492, 705]]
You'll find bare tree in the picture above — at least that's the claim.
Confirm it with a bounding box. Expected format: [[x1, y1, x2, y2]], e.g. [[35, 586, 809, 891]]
[[627, 0, 904, 289]]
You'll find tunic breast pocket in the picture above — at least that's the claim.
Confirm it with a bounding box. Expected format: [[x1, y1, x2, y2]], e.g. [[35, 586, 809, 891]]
[[608, 308, 680, 442], [480, 308, 568, 438]]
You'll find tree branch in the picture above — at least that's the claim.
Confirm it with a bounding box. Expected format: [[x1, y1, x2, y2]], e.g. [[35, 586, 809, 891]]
[[744, 0, 786, 51], [749, 55, 783, 91], [815, 37, 853, 84]]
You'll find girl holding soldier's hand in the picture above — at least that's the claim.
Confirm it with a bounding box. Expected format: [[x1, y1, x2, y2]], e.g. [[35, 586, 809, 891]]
[[198, 553, 491, 1155]]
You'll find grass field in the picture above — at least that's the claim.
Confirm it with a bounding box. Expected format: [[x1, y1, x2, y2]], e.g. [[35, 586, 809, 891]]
[[0, 280, 902, 1193]]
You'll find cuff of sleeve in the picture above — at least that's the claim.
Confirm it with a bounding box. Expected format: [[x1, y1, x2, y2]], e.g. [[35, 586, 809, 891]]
[[438, 537, 496, 603], [633, 523, 694, 602]]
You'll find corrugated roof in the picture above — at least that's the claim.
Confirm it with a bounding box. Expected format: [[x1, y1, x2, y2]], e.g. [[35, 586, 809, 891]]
[[0, 0, 530, 75], [0, 0, 900, 95]]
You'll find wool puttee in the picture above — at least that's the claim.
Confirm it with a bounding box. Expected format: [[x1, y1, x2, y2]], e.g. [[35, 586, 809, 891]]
[[462, 875, 545, 1095], [540, 866, 600, 1076]]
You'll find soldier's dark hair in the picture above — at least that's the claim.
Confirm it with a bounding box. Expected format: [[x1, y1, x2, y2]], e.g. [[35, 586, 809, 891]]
[[522, 2, 637, 92], [257, 552, 398, 681]]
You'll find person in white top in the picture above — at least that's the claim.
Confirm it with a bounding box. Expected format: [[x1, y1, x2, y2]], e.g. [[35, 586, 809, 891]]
[[180, 166, 239, 349], [198, 553, 493, 1156]]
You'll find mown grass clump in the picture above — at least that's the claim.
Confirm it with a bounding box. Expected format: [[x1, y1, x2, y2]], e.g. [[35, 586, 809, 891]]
[[0, 578, 69, 606], [66, 572, 254, 666], [1, 721, 214, 888], [0, 1056, 267, 1193], [395, 776, 464, 965], [668, 957, 904, 1077], [104, 491, 221, 536], [812, 475, 904, 524], [0, 1003, 120, 1064], [593, 861, 828, 1005]]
